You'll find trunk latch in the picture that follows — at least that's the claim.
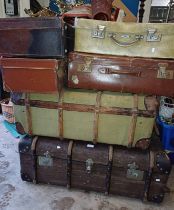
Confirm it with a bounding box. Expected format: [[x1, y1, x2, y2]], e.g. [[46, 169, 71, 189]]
[[38, 151, 53, 167], [127, 162, 144, 181], [86, 158, 94, 174]]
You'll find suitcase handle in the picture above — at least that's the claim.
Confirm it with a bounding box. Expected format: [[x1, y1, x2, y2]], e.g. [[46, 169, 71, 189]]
[[98, 68, 141, 77], [108, 33, 143, 47]]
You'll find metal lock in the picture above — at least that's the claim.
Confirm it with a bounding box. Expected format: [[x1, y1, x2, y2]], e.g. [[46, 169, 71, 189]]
[[157, 63, 174, 79], [77, 58, 92, 73], [127, 162, 144, 181], [146, 29, 162, 42], [92, 25, 106, 39], [71, 75, 79, 84], [38, 151, 53, 167], [86, 158, 94, 174]]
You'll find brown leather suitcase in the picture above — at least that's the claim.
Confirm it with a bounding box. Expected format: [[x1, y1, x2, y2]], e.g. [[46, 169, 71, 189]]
[[19, 136, 171, 203], [0, 58, 65, 93], [68, 52, 174, 97], [0, 17, 74, 58]]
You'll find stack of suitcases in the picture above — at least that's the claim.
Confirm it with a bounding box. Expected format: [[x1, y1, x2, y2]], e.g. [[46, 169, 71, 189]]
[[0, 0, 174, 204]]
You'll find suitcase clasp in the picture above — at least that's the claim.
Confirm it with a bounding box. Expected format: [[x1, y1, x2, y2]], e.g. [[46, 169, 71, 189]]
[[157, 63, 173, 79], [92, 25, 106, 39], [146, 29, 162, 42], [127, 162, 144, 181]]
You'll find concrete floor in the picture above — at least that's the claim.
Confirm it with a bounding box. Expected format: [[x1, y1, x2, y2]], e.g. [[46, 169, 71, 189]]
[[0, 115, 174, 210]]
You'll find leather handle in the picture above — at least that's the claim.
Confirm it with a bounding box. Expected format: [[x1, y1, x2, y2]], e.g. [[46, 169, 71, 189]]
[[109, 33, 143, 47], [98, 67, 141, 77]]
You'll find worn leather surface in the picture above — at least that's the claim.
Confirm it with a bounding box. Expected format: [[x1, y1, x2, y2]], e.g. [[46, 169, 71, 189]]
[[92, 0, 112, 20], [68, 52, 174, 96], [1, 58, 64, 93], [0, 17, 73, 58]]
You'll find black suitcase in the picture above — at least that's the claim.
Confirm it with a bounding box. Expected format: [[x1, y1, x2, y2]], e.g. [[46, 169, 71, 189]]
[[0, 17, 74, 58], [19, 136, 171, 203]]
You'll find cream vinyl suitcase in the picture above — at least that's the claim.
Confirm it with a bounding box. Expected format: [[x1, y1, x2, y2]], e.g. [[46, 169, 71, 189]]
[[74, 19, 174, 59]]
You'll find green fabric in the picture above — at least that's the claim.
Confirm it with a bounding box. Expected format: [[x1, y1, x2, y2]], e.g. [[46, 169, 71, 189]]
[[14, 90, 155, 146]]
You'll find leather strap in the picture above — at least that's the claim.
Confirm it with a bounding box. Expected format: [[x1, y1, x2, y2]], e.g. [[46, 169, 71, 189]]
[[128, 94, 138, 147], [25, 93, 33, 135], [67, 140, 73, 189], [143, 151, 154, 202], [93, 91, 102, 144], [105, 145, 113, 195], [31, 136, 39, 184], [58, 90, 64, 140]]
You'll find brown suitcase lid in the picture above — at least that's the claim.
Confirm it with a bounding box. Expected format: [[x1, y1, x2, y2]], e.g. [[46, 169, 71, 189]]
[[36, 137, 69, 160], [72, 141, 109, 165]]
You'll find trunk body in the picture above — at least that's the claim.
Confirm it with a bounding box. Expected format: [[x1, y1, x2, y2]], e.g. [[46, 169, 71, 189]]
[[68, 52, 174, 97], [0, 58, 65, 93], [74, 19, 174, 59], [19, 136, 171, 203], [0, 17, 74, 58], [13, 89, 157, 148]]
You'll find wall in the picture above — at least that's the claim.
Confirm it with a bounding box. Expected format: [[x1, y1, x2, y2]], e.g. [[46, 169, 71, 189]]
[[143, 0, 153, 22], [37, 0, 49, 7], [152, 0, 170, 6]]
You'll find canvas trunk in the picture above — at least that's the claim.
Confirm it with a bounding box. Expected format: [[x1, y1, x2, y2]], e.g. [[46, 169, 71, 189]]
[[13, 89, 157, 149], [68, 52, 174, 97], [0, 58, 65, 93], [74, 18, 174, 59], [0, 17, 74, 58], [19, 136, 171, 203]]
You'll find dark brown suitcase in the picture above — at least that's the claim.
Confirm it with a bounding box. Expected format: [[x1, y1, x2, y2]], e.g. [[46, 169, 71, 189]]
[[0, 17, 74, 58], [19, 136, 171, 203], [68, 52, 174, 97], [0, 58, 65, 93]]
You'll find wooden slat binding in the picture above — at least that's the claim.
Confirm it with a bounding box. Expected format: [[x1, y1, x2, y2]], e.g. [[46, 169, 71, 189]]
[[105, 145, 114, 195], [15, 99, 155, 118], [142, 151, 154, 202], [93, 91, 102, 144], [128, 94, 138, 147], [31, 136, 39, 184], [25, 93, 33, 135], [67, 140, 73, 189], [58, 90, 64, 140]]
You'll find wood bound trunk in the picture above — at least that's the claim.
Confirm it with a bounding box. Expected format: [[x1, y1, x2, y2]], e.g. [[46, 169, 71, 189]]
[[0, 17, 74, 58], [13, 89, 158, 148], [18, 136, 171, 203], [0, 58, 65, 93], [74, 18, 174, 59], [68, 52, 174, 97]]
